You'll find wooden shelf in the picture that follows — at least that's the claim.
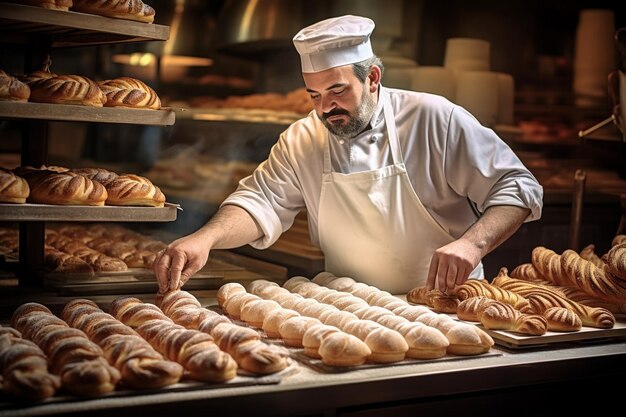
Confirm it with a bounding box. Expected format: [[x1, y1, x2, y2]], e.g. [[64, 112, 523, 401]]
[[0, 101, 175, 125], [0, 3, 169, 47], [0, 202, 180, 222]]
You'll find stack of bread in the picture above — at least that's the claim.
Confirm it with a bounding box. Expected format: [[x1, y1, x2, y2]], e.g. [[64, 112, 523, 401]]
[[21, 0, 155, 23]]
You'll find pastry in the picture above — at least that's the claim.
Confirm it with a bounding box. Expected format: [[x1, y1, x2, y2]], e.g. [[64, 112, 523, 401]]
[[0, 70, 31, 102], [0, 167, 29, 203]]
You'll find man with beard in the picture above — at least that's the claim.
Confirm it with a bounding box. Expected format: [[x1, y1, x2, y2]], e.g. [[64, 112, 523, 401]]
[[153, 15, 543, 295]]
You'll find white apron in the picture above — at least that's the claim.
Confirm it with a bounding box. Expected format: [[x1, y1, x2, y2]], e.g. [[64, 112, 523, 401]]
[[317, 92, 483, 294]]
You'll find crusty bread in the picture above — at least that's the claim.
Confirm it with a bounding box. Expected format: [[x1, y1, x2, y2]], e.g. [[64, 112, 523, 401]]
[[456, 276, 531, 312], [0, 167, 29, 204], [99, 77, 161, 109], [21, 0, 73, 11], [478, 301, 548, 336], [0, 70, 31, 102], [105, 174, 165, 207], [70, 167, 119, 186], [72, 0, 155, 23], [28, 171, 108, 206], [28, 74, 107, 107]]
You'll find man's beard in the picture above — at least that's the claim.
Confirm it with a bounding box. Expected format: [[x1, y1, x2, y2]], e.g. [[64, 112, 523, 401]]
[[321, 89, 377, 138]]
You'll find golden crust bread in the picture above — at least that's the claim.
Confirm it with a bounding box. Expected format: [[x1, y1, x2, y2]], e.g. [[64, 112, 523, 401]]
[[0, 167, 30, 203], [28, 171, 108, 206], [72, 0, 155, 23], [0, 70, 31, 102], [70, 167, 119, 186], [28, 74, 106, 107], [105, 174, 165, 207], [99, 77, 161, 109]]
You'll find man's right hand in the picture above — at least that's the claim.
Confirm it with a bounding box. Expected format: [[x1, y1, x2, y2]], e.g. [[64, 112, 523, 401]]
[[152, 233, 210, 293]]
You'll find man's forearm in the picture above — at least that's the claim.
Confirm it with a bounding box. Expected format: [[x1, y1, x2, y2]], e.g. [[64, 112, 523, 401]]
[[461, 205, 531, 258], [196, 204, 264, 249]]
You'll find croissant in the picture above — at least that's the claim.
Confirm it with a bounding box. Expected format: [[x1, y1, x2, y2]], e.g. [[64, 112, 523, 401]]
[[72, 0, 155, 23], [109, 296, 237, 382], [0, 326, 60, 401], [0, 168, 29, 204], [11, 302, 120, 397], [99, 77, 161, 109], [61, 299, 183, 389], [28, 74, 107, 107], [105, 174, 165, 207], [560, 249, 626, 303], [28, 172, 108, 206], [456, 278, 531, 312], [0, 70, 30, 102]]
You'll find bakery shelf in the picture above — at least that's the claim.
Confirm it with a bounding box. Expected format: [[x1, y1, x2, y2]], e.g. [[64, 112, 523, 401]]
[[175, 107, 304, 125], [0, 3, 169, 47], [0, 101, 175, 125], [0, 202, 180, 222]]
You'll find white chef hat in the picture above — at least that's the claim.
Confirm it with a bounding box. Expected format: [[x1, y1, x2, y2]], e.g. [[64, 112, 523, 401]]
[[293, 15, 375, 73]]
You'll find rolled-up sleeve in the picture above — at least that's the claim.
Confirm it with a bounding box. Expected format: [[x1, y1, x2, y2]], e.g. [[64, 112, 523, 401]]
[[444, 106, 543, 222]]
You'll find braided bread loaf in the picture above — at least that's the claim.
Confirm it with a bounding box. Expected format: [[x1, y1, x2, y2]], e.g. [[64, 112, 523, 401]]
[[11, 302, 120, 396], [560, 249, 626, 303], [510, 263, 551, 284], [0, 326, 60, 401], [72, 0, 156, 23], [579, 244, 607, 269], [28, 74, 107, 107], [70, 167, 119, 187], [492, 275, 615, 329], [456, 277, 531, 312], [28, 171, 108, 206], [61, 299, 183, 389], [0, 70, 30, 102], [531, 246, 571, 286], [99, 77, 161, 109], [157, 290, 290, 375], [109, 296, 237, 382], [478, 301, 547, 336], [0, 167, 29, 204], [105, 174, 165, 207]]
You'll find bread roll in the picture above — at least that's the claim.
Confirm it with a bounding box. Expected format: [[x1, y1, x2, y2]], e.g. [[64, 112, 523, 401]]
[[262, 308, 300, 339], [318, 331, 371, 367], [456, 277, 531, 312], [542, 307, 582, 332], [456, 296, 496, 322], [28, 171, 108, 206], [44, 246, 95, 274], [478, 301, 548, 336], [105, 174, 165, 207], [28, 74, 107, 107], [99, 77, 161, 109], [72, 0, 155, 23], [0, 168, 29, 204], [217, 282, 247, 308], [279, 316, 321, 347], [0, 70, 30, 102]]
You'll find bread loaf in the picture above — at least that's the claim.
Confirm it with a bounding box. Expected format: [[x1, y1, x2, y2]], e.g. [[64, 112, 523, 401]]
[[59, 241, 128, 272], [531, 246, 571, 286], [21, 0, 73, 11], [0, 70, 30, 102], [109, 296, 238, 382], [478, 301, 548, 336], [315, 328, 371, 367], [72, 0, 155, 23], [44, 246, 95, 274], [99, 77, 161, 109], [510, 263, 551, 284], [216, 282, 247, 308], [542, 307, 582, 332], [0, 326, 60, 401], [0, 168, 29, 204], [559, 285, 626, 314], [105, 174, 165, 207], [579, 244, 607, 269], [406, 286, 459, 313], [456, 296, 496, 322], [560, 249, 626, 303], [456, 277, 531, 312], [28, 74, 107, 107], [604, 243, 626, 280], [61, 299, 183, 389], [28, 171, 108, 206], [11, 302, 120, 396], [70, 167, 119, 186]]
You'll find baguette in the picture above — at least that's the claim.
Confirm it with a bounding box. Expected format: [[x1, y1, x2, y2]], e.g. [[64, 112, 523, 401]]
[[560, 249, 626, 303]]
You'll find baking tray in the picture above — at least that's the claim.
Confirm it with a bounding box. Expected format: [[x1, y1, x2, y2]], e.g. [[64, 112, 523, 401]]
[[463, 319, 626, 349], [0, 202, 181, 222]]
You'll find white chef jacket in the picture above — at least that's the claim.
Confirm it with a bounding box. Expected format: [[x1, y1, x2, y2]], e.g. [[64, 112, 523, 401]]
[[222, 86, 543, 251]]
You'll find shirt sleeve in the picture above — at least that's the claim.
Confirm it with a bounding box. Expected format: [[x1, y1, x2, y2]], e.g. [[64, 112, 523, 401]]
[[220, 132, 305, 249], [444, 106, 544, 222]]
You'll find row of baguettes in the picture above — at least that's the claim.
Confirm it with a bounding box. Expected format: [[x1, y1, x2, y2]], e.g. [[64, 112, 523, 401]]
[[0, 165, 165, 207], [21, 0, 156, 23], [0, 70, 161, 109]]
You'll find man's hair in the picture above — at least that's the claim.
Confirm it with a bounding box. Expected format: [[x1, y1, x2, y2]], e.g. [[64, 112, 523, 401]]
[[352, 55, 385, 83]]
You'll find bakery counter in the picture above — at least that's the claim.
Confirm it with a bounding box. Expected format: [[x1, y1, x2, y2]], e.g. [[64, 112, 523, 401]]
[[0, 330, 623, 417]]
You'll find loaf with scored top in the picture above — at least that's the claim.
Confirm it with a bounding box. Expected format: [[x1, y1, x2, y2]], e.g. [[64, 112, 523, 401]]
[[28, 171, 108, 206], [105, 174, 165, 207], [0, 168, 29, 204], [0, 70, 30, 102], [99, 77, 161, 109], [28, 74, 107, 107], [72, 0, 155, 22]]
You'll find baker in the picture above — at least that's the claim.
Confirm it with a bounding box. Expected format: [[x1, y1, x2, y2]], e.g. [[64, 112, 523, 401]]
[[153, 15, 543, 295]]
